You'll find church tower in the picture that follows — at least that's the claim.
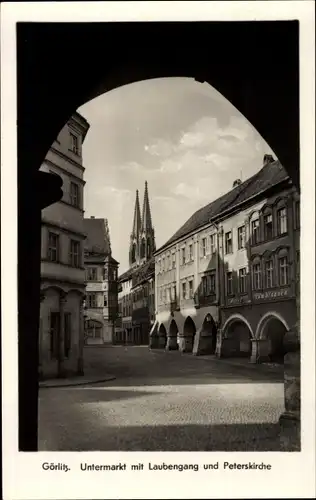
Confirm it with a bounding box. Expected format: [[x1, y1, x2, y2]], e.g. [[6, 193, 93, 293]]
[[139, 181, 156, 264], [129, 189, 141, 267]]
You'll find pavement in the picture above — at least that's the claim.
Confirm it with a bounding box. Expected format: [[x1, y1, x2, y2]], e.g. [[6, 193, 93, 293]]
[[39, 374, 116, 388], [38, 346, 284, 452]]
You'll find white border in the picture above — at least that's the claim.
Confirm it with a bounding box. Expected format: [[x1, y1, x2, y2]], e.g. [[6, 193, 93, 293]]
[[1, 2, 315, 499]]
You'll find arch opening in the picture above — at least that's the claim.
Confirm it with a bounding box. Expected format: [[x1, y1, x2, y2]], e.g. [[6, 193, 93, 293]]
[[181, 316, 196, 354], [223, 319, 252, 358], [199, 313, 217, 355], [166, 319, 179, 351], [158, 323, 167, 349], [260, 316, 288, 363]]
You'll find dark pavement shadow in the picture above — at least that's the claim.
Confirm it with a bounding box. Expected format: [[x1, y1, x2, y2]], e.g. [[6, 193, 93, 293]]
[[40, 421, 283, 452], [62, 387, 160, 403]]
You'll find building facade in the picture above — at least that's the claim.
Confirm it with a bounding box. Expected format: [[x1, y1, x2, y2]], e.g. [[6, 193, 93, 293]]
[[117, 182, 156, 345], [39, 112, 90, 379], [84, 217, 119, 345], [152, 156, 300, 364]]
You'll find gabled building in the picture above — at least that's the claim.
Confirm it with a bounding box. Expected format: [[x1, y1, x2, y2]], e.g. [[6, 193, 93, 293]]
[[83, 217, 119, 345], [117, 181, 156, 345], [152, 156, 300, 364], [39, 112, 90, 379]]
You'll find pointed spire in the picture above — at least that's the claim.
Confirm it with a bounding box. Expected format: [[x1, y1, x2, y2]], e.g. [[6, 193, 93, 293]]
[[131, 189, 141, 238], [141, 181, 153, 232]]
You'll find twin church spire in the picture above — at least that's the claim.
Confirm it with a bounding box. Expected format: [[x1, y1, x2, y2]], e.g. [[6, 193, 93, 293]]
[[129, 181, 155, 267]]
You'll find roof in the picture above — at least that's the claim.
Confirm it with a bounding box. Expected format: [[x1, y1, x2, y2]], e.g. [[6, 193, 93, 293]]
[[118, 257, 155, 285], [105, 255, 119, 265], [83, 218, 111, 256], [132, 257, 155, 288], [157, 160, 289, 253]]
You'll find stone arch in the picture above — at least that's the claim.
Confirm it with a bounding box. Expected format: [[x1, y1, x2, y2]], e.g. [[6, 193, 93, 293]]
[[222, 314, 253, 358], [157, 323, 167, 349], [193, 313, 217, 356], [166, 319, 179, 351], [179, 316, 196, 354], [256, 312, 289, 362]]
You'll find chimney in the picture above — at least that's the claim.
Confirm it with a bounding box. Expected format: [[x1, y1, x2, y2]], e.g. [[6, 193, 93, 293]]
[[263, 154, 274, 165], [232, 179, 242, 188]]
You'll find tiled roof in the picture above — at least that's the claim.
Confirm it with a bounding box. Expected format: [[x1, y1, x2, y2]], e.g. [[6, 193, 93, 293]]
[[83, 218, 111, 255], [118, 257, 155, 285], [132, 257, 155, 288], [157, 160, 289, 253]]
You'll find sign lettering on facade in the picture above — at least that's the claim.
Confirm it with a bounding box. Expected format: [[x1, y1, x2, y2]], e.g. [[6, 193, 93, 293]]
[[227, 295, 250, 306], [253, 288, 289, 301]]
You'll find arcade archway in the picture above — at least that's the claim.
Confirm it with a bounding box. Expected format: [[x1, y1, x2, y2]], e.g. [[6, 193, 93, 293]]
[[158, 323, 167, 349], [195, 313, 217, 355], [223, 318, 253, 358], [166, 319, 179, 351], [181, 316, 196, 353], [258, 315, 289, 363]]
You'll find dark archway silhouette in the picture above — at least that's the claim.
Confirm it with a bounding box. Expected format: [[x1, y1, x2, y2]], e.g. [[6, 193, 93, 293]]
[[166, 319, 179, 351], [158, 323, 167, 349], [222, 319, 253, 358], [193, 313, 217, 356], [181, 316, 196, 354], [259, 316, 288, 363], [17, 21, 299, 451]]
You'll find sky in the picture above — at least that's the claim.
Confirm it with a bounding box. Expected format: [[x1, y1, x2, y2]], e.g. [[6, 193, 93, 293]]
[[78, 77, 275, 274]]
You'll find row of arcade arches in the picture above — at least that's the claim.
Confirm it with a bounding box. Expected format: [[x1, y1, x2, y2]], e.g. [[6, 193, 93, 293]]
[[156, 312, 289, 362]]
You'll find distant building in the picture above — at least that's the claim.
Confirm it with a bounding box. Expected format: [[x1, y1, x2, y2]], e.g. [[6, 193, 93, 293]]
[[117, 182, 156, 345], [83, 217, 119, 345], [152, 156, 300, 364], [39, 112, 90, 379]]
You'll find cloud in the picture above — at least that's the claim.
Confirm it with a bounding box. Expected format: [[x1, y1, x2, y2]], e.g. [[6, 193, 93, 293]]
[[144, 139, 175, 157], [172, 182, 200, 199], [118, 161, 146, 172]]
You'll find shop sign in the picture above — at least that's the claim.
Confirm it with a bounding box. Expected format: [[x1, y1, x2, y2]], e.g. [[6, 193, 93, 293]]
[[253, 288, 289, 302], [227, 295, 250, 306]]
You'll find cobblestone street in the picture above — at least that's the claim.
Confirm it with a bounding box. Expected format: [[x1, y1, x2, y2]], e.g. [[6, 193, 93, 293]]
[[38, 346, 284, 451]]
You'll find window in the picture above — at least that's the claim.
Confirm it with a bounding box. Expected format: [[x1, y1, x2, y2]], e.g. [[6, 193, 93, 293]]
[[87, 293, 97, 308], [237, 226, 246, 250], [70, 240, 80, 267], [172, 284, 177, 302], [64, 313, 71, 358], [48, 232, 59, 262], [162, 257, 165, 272], [50, 312, 60, 359], [238, 268, 247, 294], [70, 182, 80, 208], [87, 267, 97, 281], [188, 279, 194, 299], [70, 132, 79, 155], [104, 295, 107, 307], [279, 256, 289, 286], [225, 231, 233, 254], [171, 253, 176, 269], [188, 244, 194, 261], [181, 248, 186, 265], [202, 276, 208, 296], [208, 273, 216, 294], [277, 207, 287, 235], [251, 219, 260, 244], [226, 272, 233, 295], [201, 238, 207, 257], [182, 282, 187, 300], [252, 263, 262, 290], [263, 213, 273, 240], [295, 201, 300, 229], [265, 259, 274, 288], [210, 234, 216, 254]]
